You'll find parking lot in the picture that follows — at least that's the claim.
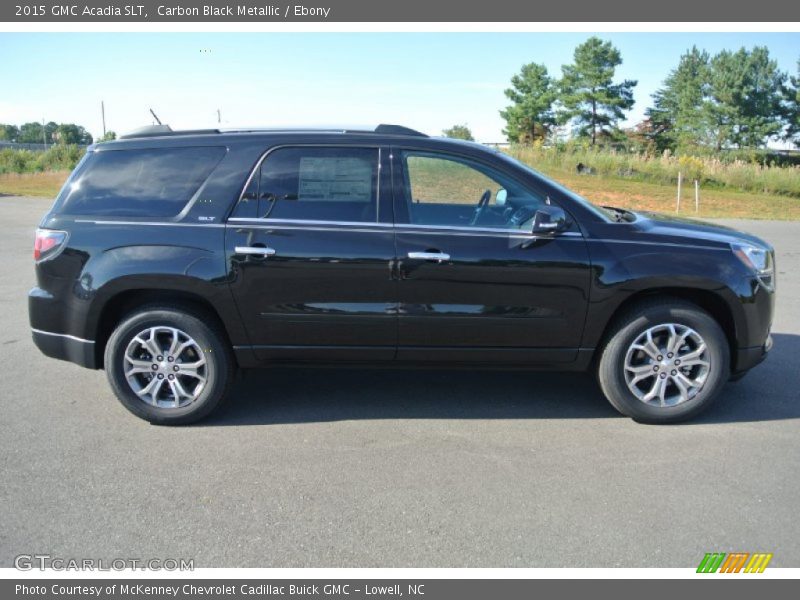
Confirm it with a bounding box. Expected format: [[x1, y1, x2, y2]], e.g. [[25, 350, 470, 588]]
[[1, 195, 798, 568]]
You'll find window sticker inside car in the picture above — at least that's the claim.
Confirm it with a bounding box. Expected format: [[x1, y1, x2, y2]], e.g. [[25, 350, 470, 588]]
[[298, 157, 372, 202]]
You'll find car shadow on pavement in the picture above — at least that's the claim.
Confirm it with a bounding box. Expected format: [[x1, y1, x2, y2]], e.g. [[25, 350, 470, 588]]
[[693, 333, 800, 425], [202, 333, 800, 426], [209, 368, 618, 425]]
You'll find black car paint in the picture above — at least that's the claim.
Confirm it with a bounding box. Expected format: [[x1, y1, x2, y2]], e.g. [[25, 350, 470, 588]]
[[30, 131, 774, 378]]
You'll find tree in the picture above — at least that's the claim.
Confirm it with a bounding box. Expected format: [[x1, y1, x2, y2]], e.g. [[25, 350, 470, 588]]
[[500, 62, 557, 143], [99, 131, 117, 142], [784, 59, 800, 147], [559, 37, 637, 145], [442, 124, 474, 141], [703, 47, 786, 149], [15, 121, 93, 145], [0, 124, 19, 142], [647, 46, 710, 151], [55, 123, 93, 145], [18, 122, 46, 144], [44, 121, 58, 143]]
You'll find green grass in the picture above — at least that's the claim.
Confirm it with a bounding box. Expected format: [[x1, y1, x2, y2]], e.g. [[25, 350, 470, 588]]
[[0, 145, 84, 175]]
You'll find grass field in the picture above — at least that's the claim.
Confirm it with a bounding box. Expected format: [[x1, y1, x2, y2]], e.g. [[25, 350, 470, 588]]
[[533, 165, 800, 220], [2, 157, 799, 220], [0, 171, 69, 199]]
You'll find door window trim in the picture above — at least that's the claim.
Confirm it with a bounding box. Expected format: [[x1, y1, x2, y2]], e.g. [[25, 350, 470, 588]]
[[229, 144, 386, 224]]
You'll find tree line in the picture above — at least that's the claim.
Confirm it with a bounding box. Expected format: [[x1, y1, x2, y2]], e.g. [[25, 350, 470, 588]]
[[446, 37, 799, 153], [0, 122, 115, 145]]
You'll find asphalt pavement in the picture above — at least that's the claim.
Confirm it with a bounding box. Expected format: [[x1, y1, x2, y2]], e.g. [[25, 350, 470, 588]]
[[1, 195, 798, 568]]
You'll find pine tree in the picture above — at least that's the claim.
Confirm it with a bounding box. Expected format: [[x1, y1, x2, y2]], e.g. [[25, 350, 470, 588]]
[[784, 59, 800, 148], [703, 47, 786, 150], [647, 47, 710, 152], [500, 63, 557, 143], [559, 37, 637, 145]]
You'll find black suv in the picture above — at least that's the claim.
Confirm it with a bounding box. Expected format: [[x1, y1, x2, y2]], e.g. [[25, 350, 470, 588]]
[[30, 124, 775, 424]]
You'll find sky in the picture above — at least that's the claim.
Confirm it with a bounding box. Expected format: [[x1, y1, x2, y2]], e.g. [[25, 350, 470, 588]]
[[1, 32, 798, 142]]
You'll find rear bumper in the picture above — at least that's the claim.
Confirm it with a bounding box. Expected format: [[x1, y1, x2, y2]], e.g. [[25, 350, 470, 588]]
[[31, 328, 97, 369], [733, 333, 772, 375], [29, 285, 98, 369]]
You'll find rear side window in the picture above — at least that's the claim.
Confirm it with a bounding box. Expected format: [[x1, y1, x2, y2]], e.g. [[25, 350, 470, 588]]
[[249, 147, 379, 222], [56, 146, 226, 217]]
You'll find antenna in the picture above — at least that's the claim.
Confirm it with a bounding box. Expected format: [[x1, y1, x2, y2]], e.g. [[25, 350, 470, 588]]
[[149, 108, 162, 125]]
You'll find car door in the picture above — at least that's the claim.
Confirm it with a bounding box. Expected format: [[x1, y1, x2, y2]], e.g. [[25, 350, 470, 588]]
[[225, 144, 397, 362], [392, 148, 591, 364]]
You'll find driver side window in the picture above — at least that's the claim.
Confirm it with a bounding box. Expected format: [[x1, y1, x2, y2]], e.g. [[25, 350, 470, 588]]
[[401, 151, 545, 230]]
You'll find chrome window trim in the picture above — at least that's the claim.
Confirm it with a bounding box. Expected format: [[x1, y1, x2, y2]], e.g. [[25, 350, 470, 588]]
[[227, 217, 583, 239], [233, 143, 384, 224], [75, 219, 225, 228], [31, 328, 95, 344], [228, 217, 391, 228]]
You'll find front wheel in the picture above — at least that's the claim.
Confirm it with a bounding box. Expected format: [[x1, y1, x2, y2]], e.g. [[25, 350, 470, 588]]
[[104, 306, 234, 425], [598, 299, 730, 424]]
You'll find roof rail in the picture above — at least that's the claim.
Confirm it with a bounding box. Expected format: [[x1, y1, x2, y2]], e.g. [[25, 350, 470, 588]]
[[119, 124, 221, 139], [119, 123, 427, 139], [373, 124, 427, 137]]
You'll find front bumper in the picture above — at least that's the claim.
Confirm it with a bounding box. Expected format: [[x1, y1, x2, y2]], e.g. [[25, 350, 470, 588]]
[[733, 333, 772, 376]]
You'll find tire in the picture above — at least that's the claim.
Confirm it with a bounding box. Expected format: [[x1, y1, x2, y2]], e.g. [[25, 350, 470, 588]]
[[104, 305, 234, 425], [597, 298, 730, 424]]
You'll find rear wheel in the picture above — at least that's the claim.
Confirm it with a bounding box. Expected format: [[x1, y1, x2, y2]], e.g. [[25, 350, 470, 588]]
[[598, 298, 729, 423], [104, 306, 234, 425]]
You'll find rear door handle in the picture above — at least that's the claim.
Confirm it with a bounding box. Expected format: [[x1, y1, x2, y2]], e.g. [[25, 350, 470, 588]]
[[407, 251, 450, 263], [234, 246, 276, 257]]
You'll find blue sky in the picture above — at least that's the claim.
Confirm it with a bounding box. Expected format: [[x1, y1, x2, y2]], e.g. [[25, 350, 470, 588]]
[[1, 32, 798, 141]]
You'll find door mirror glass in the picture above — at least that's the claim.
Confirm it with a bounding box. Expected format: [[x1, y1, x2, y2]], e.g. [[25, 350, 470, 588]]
[[532, 205, 567, 234], [495, 188, 508, 206]]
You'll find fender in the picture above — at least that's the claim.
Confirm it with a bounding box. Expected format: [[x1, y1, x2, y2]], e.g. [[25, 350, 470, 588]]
[[581, 240, 753, 350]]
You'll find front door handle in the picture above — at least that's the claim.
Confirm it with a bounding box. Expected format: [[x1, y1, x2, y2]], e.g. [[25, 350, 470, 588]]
[[407, 251, 450, 263], [234, 246, 276, 257]]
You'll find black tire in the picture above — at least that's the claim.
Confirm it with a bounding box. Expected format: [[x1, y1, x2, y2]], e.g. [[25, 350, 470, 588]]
[[104, 305, 234, 425], [597, 298, 730, 424]]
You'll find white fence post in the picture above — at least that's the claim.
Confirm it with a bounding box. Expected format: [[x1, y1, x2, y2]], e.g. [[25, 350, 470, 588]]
[[695, 179, 699, 213], [676, 171, 682, 213]]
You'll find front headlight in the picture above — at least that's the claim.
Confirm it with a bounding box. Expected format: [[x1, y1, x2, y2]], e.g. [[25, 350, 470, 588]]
[[732, 242, 775, 290], [731, 243, 772, 274]]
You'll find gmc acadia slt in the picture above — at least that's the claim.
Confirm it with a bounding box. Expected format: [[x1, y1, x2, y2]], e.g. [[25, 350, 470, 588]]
[[29, 124, 775, 424]]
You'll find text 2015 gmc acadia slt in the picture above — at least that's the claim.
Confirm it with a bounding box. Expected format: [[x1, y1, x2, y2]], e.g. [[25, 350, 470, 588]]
[[29, 124, 775, 424]]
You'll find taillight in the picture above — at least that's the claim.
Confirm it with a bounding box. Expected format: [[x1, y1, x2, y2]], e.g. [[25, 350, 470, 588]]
[[34, 228, 67, 261]]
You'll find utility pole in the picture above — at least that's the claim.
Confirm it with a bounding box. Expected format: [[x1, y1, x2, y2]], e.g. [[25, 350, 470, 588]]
[[101, 101, 106, 137], [42, 118, 46, 149]]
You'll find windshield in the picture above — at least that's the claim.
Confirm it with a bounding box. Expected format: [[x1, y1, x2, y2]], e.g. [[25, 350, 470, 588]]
[[493, 150, 614, 222]]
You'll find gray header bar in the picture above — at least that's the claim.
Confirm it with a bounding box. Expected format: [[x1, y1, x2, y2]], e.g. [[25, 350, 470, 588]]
[[2, 1, 800, 22], [4, 579, 798, 600]]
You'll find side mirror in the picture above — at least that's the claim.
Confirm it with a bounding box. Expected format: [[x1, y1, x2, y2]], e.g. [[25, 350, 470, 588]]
[[495, 188, 508, 206], [532, 205, 567, 235]]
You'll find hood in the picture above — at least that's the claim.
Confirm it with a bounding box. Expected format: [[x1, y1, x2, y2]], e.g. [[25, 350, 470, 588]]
[[632, 210, 772, 250]]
